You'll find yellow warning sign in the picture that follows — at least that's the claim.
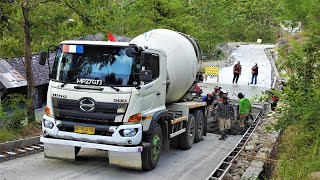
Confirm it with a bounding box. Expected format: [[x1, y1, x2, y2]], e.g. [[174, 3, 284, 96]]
[[205, 66, 219, 76]]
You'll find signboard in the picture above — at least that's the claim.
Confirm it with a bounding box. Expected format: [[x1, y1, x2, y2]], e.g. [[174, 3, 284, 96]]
[[204, 65, 219, 76]]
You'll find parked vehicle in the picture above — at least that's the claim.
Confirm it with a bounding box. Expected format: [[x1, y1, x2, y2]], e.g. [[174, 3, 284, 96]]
[[38, 29, 207, 170]]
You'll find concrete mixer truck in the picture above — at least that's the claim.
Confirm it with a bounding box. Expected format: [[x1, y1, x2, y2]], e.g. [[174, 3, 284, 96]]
[[38, 29, 207, 170]]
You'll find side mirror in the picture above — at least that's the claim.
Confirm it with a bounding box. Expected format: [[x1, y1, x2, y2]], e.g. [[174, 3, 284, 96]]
[[140, 51, 153, 69], [39, 51, 48, 66], [125, 47, 138, 57], [139, 70, 152, 82]]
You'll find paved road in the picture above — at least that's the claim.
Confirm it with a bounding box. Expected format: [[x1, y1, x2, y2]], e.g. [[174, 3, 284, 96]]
[[202, 43, 274, 100], [0, 134, 241, 180]]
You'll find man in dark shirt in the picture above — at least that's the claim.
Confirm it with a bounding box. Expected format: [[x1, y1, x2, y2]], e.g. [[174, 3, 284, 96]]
[[216, 96, 234, 140], [250, 63, 258, 85]]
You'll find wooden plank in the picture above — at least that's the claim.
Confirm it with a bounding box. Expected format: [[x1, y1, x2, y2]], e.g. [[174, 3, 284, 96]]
[[171, 116, 187, 124], [189, 103, 206, 109]]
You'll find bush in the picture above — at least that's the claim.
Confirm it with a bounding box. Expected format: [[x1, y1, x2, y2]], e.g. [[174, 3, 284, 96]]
[[0, 130, 17, 143], [0, 94, 29, 131], [274, 35, 320, 179]]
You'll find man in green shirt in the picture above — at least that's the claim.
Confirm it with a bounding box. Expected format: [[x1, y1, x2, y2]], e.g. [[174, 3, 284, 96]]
[[238, 93, 252, 134]]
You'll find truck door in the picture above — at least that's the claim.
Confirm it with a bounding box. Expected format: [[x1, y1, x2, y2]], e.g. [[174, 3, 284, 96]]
[[141, 51, 166, 113]]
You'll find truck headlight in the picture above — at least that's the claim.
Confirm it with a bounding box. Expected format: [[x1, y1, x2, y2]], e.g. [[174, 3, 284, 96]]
[[55, 120, 62, 127], [43, 119, 54, 129], [120, 128, 137, 137]]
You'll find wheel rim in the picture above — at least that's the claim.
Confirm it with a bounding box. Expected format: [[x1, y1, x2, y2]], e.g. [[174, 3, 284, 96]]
[[188, 118, 195, 144], [198, 115, 203, 135], [151, 135, 161, 161]]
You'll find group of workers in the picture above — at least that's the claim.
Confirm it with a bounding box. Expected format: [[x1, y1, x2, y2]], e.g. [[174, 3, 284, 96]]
[[233, 61, 259, 85], [202, 86, 252, 140]]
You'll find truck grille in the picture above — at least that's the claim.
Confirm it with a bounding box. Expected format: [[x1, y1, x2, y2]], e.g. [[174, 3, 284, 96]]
[[52, 97, 127, 125]]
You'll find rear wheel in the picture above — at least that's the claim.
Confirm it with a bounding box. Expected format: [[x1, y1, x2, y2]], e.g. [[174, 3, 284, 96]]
[[194, 110, 204, 143], [142, 124, 162, 170], [179, 114, 195, 149]]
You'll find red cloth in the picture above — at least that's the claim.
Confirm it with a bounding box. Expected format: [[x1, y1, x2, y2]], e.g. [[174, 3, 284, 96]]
[[272, 96, 279, 101], [194, 85, 201, 91], [108, 32, 116, 42]]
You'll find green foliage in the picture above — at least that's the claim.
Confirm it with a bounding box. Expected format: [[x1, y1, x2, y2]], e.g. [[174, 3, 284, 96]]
[[277, 126, 320, 179], [0, 0, 282, 59], [274, 36, 320, 179], [276, 36, 320, 129], [0, 94, 29, 131], [279, 0, 320, 35], [0, 130, 17, 143]]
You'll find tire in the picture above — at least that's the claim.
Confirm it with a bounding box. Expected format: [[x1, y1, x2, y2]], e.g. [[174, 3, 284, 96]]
[[179, 114, 195, 150], [194, 110, 204, 143], [142, 124, 162, 170]]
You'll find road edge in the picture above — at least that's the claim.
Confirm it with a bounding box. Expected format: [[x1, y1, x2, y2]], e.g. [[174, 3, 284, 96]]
[[0, 136, 40, 152]]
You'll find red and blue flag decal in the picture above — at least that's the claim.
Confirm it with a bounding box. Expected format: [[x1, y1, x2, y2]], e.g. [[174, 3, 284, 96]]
[[63, 45, 84, 53]]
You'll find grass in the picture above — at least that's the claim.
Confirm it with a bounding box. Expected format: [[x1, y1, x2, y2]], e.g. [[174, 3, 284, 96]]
[[274, 125, 320, 179], [0, 122, 41, 143], [0, 130, 17, 143]]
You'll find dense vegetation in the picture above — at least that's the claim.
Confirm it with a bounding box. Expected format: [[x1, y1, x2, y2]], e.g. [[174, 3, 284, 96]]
[[273, 1, 320, 179], [0, 0, 281, 59], [0, 0, 319, 178]]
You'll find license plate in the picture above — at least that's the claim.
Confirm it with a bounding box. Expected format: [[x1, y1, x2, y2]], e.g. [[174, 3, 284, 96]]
[[74, 125, 95, 135]]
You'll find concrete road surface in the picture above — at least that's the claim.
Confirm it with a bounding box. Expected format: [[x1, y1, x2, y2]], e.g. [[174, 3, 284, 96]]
[[0, 134, 242, 180], [201, 43, 274, 100]]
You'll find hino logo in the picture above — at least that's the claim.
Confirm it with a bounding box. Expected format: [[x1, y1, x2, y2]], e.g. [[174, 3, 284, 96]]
[[76, 78, 103, 85], [79, 98, 95, 112]]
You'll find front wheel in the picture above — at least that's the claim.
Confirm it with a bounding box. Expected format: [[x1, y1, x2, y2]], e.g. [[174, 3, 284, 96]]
[[142, 124, 162, 170]]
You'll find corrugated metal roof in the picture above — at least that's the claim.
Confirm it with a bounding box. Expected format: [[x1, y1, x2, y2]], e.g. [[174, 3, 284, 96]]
[[0, 59, 27, 88], [8, 54, 53, 87]]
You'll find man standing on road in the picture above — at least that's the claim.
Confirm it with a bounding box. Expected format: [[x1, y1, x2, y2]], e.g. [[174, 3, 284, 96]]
[[233, 61, 242, 84], [238, 93, 252, 134], [250, 63, 258, 85], [217, 96, 234, 140]]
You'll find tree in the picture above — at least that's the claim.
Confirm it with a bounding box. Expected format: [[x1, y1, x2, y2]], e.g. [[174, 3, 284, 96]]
[[21, 0, 35, 122]]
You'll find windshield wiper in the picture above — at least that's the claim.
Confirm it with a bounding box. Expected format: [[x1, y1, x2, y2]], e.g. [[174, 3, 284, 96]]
[[60, 76, 81, 87], [106, 85, 120, 92]]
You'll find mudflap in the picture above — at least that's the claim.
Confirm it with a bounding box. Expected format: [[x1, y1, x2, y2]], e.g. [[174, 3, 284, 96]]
[[44, 143, 76, 160], [109, 151, 142, 170]]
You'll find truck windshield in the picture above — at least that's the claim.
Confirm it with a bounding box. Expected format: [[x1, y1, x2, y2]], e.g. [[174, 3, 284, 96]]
[[52, 45, 140, 86]]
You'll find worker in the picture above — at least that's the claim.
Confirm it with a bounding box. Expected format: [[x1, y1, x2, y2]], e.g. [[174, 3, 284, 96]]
[[250, 63, 259, 85], [213, 86, 220, 97], [194, 84, 203, 98], [202, 92, 215, 117], [233, 61, 242, 84], [216, 96, 234, 140], [202, 93, 214, 107], [237, 93, 252, 134]]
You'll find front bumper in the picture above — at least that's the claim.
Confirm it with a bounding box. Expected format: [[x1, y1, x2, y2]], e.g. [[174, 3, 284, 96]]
[[42, 115, 142, 146], [40, 136, 143, 152]]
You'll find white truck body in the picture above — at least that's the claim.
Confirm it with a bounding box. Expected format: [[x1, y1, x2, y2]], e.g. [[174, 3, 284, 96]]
[[40, 29, 207, 170]]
